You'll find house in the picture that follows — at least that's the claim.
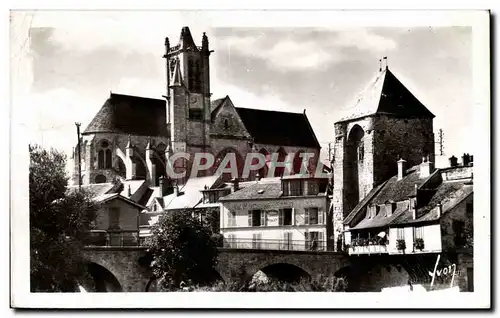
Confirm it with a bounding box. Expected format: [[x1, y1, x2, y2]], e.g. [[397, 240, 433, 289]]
[[219, 174, 332, 251], [69, 181, 146, 247], [342, 155, 473, 291]]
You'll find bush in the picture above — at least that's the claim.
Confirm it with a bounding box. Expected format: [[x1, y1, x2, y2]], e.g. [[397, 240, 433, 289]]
[[146, 210, 219, 290], [414, 238, 425, 250], [396, 239, 406, 251]]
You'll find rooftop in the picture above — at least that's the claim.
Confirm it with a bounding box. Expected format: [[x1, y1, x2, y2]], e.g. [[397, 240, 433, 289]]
[[83, 93, 168, 137], [337, 67, 435, 123]]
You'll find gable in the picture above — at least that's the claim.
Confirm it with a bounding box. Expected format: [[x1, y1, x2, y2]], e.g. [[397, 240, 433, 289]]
[[210, 97, 251, 139]]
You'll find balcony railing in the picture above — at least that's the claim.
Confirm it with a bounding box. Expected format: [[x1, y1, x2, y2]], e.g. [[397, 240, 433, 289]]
[[84, 230, 140, 247], [223, 238, 327, 251], [348, 244, 388, 255]]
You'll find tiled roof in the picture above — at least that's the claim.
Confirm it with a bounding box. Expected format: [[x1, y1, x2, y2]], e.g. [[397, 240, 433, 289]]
[[235, 107, 320, 148], [337, 68, 435, 123], [93, 193, 146, 209], [162, 175, 222, 210], [392, 182, 473, 225], [83, 93, 168, 137], [370, 166, 428, 205], [346, 170, 473, 230], [344, 180, 388, 224], [219, 180, 283, 201], [67, 182, 117, 197]]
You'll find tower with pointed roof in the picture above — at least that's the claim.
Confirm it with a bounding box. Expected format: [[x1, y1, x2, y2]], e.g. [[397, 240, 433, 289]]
[[163, 27, 213, 180], [331, 63, 435, 251]]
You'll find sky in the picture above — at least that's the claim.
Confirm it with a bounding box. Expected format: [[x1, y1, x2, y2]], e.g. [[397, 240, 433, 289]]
[[10, 11, 474, 165]]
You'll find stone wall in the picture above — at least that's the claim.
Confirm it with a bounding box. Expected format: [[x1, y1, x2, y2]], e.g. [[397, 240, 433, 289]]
[[216, 249, 349, 283]]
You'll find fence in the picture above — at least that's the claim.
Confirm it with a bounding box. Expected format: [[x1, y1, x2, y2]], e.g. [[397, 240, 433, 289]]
[[223, 238, 327, 251], [84, 230, 140, 247]]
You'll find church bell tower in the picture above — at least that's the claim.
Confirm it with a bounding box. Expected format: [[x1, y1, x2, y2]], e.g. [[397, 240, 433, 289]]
[[163, 27, 213, 182]]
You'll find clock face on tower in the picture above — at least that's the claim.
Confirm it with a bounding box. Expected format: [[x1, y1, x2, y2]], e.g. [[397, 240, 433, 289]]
[[189, 94, 202, 108]]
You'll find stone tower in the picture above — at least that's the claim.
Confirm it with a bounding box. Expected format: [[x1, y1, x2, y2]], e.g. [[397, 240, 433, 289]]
[[163, 27, 213, 182], [331, 65, 435, 250]]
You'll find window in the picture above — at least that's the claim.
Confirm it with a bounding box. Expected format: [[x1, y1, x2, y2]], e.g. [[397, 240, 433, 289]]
[[189, 109, 203, 120], [358, 143, 364, 161], [452, 220, 466, 247], [414, 226, 424, 239], [289, 180, 303, 196], [223, 119, 229, 130], [227, 234, 236, 248], [108, 208, 120, 230], [306, 180, 318, 195], [305, 207, 322, 225], [279, 208, 293, 226], [283, 232, 293, 250], [97, 140, 112, 169], [228, 212, 236, 227], [248, 210, 265, 227], [252, 233, 262, 249], [397, 227, 405, 240], [305, 231, 323, 251]]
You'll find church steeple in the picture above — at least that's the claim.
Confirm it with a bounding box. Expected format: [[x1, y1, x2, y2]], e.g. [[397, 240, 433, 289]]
[[178, 26, 197, 51]]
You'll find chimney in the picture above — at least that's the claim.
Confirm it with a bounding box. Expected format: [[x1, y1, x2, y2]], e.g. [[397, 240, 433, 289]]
[[462, 153, 470, 166], [436, 203, 442, 218], [174, 184, 180, 197], [449, 155, 458, 167], [419, 155, 434, 178], [159, 176, 167, 197], [397, 158, 407, 181], [231, 178, 240, 192], [256, 173, 262, 181]]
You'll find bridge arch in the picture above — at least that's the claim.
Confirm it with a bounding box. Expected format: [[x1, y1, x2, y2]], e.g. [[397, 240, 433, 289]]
[[83, 262, 123, 292], [256, 262, 311, 283]]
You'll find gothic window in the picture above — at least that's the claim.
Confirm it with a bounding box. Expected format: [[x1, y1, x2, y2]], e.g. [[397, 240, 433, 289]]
[[97, 139, 112, 169], [223, 119, 229, 130]]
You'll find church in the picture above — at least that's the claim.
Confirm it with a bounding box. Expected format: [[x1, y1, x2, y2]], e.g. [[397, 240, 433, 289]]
[[72, 27, 321, 189]]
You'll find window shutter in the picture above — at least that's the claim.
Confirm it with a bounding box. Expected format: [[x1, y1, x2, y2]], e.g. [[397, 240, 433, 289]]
[[305, 208, 310, 225], [304, 231, 310, 250], [279, 209, 284, 226], [318, 208, 324, 225], [248, 211, 252, 227], [318, 232, 324, 250], [260, 211, 266, 227]]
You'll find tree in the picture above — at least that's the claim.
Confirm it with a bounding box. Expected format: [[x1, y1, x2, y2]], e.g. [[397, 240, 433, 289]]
[[29, 144, 98, 292], [146, 209, 219, 290]]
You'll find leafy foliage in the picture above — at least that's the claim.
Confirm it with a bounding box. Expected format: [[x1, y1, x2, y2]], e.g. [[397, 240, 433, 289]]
[[146, 209, 219, 290], [192, 276, 348, 292], [414, 238, 425, 251], [30, 144, 98, 292], [396, 239, 406, 251]]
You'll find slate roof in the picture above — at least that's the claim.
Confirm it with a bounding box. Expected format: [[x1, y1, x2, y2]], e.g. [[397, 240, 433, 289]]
[[67, 182, 117, 197], [235, 107, 320, 148], [337, 67, 435, 123], [219, 180, 283, 201], [83, 93, 168, 137], [93, 193, 146, 209], [345, 166, 473, 230], [369, 166, 428, 205]]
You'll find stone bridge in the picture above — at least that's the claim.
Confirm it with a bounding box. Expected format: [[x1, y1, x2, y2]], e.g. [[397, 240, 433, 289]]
[[82, 247, 350, 292]]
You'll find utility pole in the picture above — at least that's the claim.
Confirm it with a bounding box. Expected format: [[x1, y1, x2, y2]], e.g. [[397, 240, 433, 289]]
[[75, 122, 82, 189]]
